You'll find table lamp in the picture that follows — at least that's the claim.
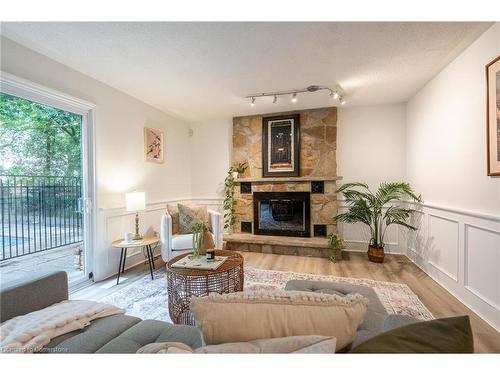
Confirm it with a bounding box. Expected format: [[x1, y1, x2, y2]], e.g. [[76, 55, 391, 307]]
[[125, 191, 146, 240]]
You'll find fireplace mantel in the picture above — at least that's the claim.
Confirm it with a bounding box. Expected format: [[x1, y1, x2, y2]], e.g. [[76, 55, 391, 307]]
[[235, 176, 342, 184]]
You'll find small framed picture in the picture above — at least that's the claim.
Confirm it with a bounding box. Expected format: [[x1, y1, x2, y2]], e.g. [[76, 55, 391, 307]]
[[144, 127, 164, 163], [486, 56, 500, 176]]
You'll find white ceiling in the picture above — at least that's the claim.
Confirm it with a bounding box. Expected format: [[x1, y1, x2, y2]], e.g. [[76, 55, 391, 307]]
[[0, 22, 491, 122]]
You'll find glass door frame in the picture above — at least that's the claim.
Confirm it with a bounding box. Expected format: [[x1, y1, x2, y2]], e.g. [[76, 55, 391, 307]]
[[1, 71, 97, 287]]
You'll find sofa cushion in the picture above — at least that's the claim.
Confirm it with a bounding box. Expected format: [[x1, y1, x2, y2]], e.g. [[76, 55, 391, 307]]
[[172, 233, 215, 250], [0, 271, 68, 324], [190, 290, 368, 351], [45, 315, 141, 353], [349, 316, 474, 353], [96, 319, 204, 353], [137, 336, 337, 354], [171, 234, 194, 250], [285, 280, 387, 332], [178, 203, 208, 234], [382, 314, 419, 332], [195, 335, 337, 354]]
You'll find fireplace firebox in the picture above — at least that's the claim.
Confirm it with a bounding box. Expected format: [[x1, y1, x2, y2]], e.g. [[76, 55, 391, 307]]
[[253, 192, 310, 237]]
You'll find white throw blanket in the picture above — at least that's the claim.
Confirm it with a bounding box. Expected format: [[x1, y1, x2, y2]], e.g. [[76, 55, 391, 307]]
[[0, 300, 125, 353]]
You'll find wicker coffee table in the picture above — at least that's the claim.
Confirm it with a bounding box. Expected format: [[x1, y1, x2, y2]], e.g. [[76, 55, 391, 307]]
[[166, 250, 244, 325]]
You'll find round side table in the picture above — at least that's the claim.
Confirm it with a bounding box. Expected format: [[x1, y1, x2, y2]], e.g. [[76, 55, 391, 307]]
[[166, 250, 244, 325], [111, 236, 159, 285]]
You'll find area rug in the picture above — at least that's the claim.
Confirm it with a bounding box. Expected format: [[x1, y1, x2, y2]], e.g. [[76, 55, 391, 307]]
[[98, 266, 434, 323]]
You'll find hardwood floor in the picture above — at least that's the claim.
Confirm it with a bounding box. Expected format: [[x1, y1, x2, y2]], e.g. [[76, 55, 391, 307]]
[[73, 251, 500, 353]]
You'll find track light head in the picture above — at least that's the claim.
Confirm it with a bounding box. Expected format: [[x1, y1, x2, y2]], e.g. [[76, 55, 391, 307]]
[[273, 95, 277, 104], [250, 97, 255, 106], [291, 93, 297, 103], [330, 91, 339, 100], [339, 97, 346, 106]]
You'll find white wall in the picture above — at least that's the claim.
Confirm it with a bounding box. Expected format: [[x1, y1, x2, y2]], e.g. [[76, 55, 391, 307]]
[[189, 119, 232, 199], [1, 37, 192, 280], [406, 24, 500, 331], [406, 24, 500, 217], [337, 104, 406, 188]]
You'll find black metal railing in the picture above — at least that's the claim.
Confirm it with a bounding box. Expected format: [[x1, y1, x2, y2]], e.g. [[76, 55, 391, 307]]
[[0, 175, 83, 261]]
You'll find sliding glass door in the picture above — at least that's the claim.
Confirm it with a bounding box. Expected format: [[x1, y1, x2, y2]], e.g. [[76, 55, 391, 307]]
[[0, 74, 95, 288]]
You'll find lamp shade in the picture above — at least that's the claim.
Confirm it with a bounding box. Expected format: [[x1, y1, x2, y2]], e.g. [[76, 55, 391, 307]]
[[125, 192, 146, 212]]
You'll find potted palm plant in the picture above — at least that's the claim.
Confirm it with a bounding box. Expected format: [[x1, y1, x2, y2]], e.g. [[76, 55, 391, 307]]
[[334, 182, 422, 263]]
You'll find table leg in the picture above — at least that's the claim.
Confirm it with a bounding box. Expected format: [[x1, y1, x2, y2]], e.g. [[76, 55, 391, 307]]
[[146, 245, 154, 280], [121, 248, 127, 274], [149, 245, 156, 270], [117, 248, 124, 285]]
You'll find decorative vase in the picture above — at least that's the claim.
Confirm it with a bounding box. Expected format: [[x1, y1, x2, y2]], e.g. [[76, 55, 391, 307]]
[[367, 245, 384, 263], [192, 229, 204, 258], [232, 171, 239, 180]]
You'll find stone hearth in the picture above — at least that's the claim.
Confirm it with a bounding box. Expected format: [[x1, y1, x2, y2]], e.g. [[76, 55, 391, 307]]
[[224, 233, 337, 258]]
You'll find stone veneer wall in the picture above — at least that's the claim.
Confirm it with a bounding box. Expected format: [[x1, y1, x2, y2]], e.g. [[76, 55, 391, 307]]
[[232, 107, 338, 236]]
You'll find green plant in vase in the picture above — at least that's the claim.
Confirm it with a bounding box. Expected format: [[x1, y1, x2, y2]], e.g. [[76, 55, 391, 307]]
[[234, 162, 248, 178], [327, 233, 343, 263], [190, 222, 205, 258], [334, 182, 422, 263], [223, 167, 237, 231]]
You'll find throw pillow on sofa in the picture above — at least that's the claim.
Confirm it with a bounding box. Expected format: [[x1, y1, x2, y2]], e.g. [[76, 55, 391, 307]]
[[177, 203, 209, 234], [349, 315, 474, 353], [137, 335, 337, 354], [166, 203, 180, 234], [190, 290, 368, 351]]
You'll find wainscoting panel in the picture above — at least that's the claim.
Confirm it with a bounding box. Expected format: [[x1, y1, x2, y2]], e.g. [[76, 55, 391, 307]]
[[464, 224, 500, 310], [427, 214, 459, 282], [407, 203, 500, 332]]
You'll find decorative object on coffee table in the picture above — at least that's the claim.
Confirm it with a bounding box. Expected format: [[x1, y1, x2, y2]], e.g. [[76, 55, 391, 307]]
[[191, 222, 205, 257], [111, 236, 159, 284], [334, 182, 422, 263], [166, 250, 244, 325]]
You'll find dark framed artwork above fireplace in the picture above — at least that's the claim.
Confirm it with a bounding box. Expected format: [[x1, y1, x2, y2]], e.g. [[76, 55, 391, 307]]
[[253, 191, 310, 237], [262, 114, 300, 177]]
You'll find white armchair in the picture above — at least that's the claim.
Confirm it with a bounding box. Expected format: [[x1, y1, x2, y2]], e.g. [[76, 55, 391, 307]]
[[160, 209, 223, 261]]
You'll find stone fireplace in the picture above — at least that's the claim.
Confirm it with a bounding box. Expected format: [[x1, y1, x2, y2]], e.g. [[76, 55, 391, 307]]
[[225, 106, 340, 258]]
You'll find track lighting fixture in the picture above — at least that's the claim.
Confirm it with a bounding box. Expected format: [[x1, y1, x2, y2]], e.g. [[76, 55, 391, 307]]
[[247, 85, 345, 106]]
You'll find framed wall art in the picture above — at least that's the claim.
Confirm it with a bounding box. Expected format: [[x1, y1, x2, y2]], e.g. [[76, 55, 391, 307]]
[[144, 127, 164, 163], [262, 114, 300, 177], [486, 56, 500, 176]]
